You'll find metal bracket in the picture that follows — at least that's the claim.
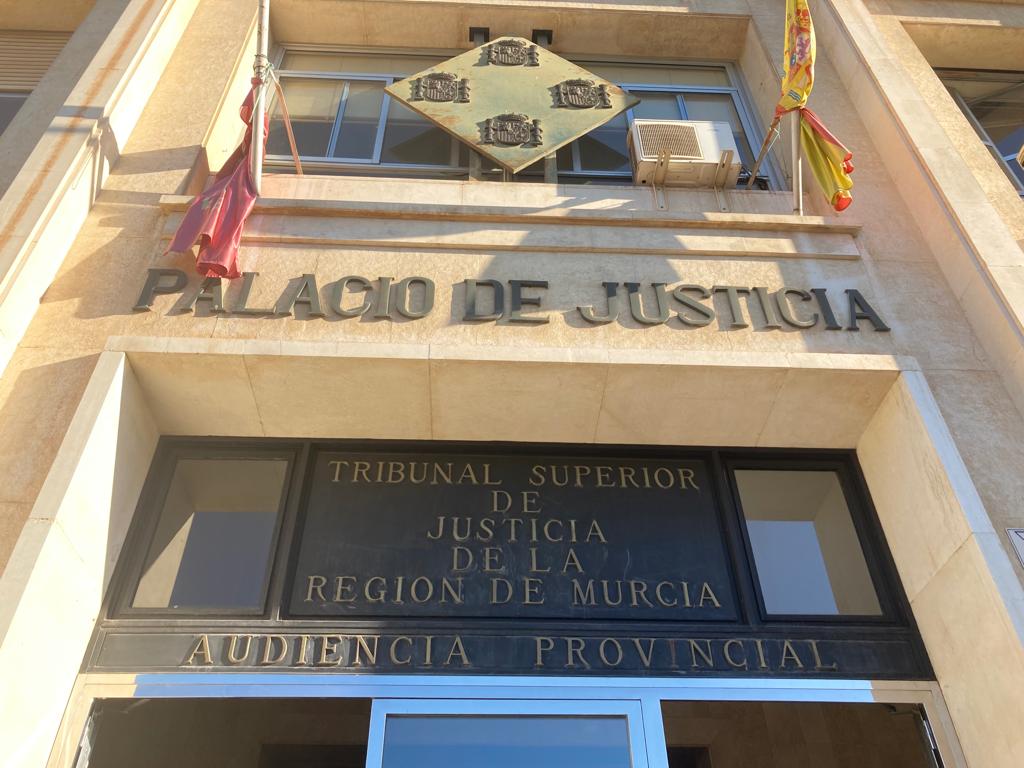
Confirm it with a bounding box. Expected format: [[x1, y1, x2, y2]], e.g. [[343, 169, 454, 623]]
[[651, 149, 670, 210], [712, 149, 734, 213]]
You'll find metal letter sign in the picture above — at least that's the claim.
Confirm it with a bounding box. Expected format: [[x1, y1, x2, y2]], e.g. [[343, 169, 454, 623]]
[[384, 36, 639, 174]]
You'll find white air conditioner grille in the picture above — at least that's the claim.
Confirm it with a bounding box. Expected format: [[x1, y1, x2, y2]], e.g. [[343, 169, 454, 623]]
[[636, 122, 702, 159]]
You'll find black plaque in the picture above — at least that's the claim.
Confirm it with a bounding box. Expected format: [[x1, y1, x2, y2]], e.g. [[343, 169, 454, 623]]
[[288, 451, 736, 621]]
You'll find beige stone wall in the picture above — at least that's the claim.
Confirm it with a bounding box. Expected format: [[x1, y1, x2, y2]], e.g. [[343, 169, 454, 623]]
[[0, 0, 1023, 765]]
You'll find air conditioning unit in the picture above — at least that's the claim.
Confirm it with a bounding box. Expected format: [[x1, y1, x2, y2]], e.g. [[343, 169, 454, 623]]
[[628, 119, 741, 188]]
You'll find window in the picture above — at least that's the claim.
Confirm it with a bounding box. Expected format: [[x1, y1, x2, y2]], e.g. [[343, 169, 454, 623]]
[[267, 51, 764, 185], [938, 68, 1024, 196], [129, 453, 291, 613], [732, 468, 883, 618], [0, 92, 26, 135], [368, 700, 646, 768]]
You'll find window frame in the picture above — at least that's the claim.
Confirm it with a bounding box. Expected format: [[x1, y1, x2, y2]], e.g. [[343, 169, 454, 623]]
[[723, 455, 905, 626], [109, 441, 304, 619], [104, 440, 911, 632], [265, 46, 778, 187], [365, 698, 650, 768], [938, 68, 1024, 197]]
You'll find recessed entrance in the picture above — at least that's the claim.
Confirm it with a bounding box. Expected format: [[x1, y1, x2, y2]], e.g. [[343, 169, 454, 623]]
[[81, 695, 941, 767]]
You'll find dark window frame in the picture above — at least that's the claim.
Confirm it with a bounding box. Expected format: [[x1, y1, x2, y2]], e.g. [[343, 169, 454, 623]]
[[109, 442, 305, 619], [103, 439, 914, 637], [723, 455, 903, 625]]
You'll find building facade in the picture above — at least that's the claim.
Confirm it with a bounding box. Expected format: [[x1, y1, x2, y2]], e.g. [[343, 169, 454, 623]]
[[0, 0, 1023, 766]]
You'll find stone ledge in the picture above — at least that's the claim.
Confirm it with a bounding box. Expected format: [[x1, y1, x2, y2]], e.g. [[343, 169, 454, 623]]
[[158, 194, 862, 260]]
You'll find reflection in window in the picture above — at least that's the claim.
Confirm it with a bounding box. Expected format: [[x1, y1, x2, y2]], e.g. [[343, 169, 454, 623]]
[[381, 716, 632, 768], [938, 68, 1024, 195], [266, 51, 765, 186], [132, 458, 288, 611], [734, 469, 882, 616]]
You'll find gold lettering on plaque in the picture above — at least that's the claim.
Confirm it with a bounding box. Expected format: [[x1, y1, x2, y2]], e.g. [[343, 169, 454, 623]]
[[523, 577, 545, 605], [184, 634, 213, 666], [354, 635, 379, 666], [305, 575, 327, 602], [780, 640, 804, 669], [723, 639, 748, 669], [491, 578, 513, 604], [599, 638, 624, 666], [333, 575, 356, 602], [410, 576, 434, 603], [754, 639, 769, 669], [318, 635, 344, 666], [678, 467, 700, 490], [632, 638, 655, 668], [698, 582, 722, 608], [656, 581, 678, 607], [445, 636, 472, 667], [562, 548, 584, 574], [297, 634, 313, 666], [566, 637, 589, 668], [809, 639, 838, 671], [529, 548, 551, 574], [572, 579, 596, 606], [585, 519, 608, 543], [440, 577, 464, 604], [535, 637, 554, 667], [688, 639, 714, 669], [260, 635, 288, 665], [390, 636, 413, 665], [365, 576, 387, 603], [227, 635, 253, 665]]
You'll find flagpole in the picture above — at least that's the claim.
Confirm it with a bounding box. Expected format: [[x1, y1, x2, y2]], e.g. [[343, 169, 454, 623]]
[[745, 116, 780, 189], [251, 0, 270, 196], [791, 110, 803, 215]]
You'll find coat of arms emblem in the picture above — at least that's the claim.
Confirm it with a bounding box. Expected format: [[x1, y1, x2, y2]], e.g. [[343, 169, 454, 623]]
[[487, 39, 539, 66], [482, 114, 543, 146], [411, 72, 470, 103], [555, 79, 612, 109]]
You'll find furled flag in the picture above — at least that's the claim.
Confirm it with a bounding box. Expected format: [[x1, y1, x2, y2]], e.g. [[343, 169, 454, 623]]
[[166, 79, 268, 278], [755, 0, 854, 211]]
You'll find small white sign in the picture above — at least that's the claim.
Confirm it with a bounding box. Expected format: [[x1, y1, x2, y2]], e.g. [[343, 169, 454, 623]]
[[1008, 529, 1024, 569]]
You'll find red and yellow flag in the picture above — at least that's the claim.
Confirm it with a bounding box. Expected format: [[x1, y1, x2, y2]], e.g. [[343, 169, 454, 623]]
[[777, 0, 815, 116], [770, 0, 854, 211]]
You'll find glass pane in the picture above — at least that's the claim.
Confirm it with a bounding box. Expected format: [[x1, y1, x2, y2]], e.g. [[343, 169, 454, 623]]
[[333, 81, 385, 159], [682, 92, 755, 170], [0, 93, 26, 135], [632, 92, 682, 121], [735, 469, 882, 616], [381, 100, 453, 165], [382, 716, 631, 768], [578, 112, 630, 172], [133, 458, 288, 610], [970, 100, 1024, 156], [517, 145, 574, 177], [268, 78, 345, 157]]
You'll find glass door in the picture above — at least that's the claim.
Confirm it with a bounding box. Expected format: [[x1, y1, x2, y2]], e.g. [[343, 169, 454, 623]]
[[366, 699, 649, 768]]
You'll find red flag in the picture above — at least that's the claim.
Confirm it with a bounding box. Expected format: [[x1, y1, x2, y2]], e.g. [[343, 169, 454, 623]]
[[167, 80, 267, 279]]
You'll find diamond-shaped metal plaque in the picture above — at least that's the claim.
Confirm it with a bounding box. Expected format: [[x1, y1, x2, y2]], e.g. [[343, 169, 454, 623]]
[[385, 37, 640, 174]]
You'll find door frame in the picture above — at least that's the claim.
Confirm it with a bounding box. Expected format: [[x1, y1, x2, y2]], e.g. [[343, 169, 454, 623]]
[[51, 673, 966, 768]]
